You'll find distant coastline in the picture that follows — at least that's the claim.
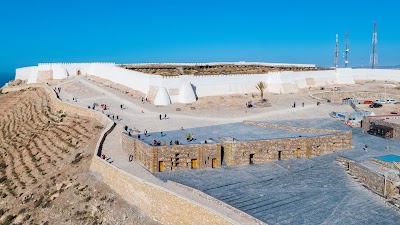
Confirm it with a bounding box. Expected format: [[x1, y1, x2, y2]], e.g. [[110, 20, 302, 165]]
[[0, 73, 14, 87]]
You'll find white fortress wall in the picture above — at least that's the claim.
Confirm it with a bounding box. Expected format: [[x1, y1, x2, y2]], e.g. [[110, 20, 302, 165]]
[[16, 66, 38, 81], [88, 64, 153, 94], [351, 69, 400, 81]]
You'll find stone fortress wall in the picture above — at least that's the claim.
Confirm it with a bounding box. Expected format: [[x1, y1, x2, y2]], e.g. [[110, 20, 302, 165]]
[[14, 62, 400, 106], [2, 84, 262, 225], [336, 157, 399, 202], [122, 122, 352, 173]]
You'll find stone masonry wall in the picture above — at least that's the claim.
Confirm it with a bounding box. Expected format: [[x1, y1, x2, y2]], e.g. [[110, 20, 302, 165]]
[[121, 133, 136, 156], [227, 131, 352, 166], [348, 161, 398, 198], [365, 118, 400, 139], [156, 143, 221, 172], [129, 130, 352, 172], [90, 158, 236, 225]]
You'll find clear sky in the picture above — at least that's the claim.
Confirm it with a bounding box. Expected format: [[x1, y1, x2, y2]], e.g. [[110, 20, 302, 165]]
[[0, 0, 399, 75]]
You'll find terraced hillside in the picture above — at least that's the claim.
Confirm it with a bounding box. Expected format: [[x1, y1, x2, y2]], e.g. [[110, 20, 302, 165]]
[[0, 88, 158, 225]]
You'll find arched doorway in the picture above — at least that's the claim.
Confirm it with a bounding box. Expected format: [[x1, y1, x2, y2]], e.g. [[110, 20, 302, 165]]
[[77, 70, 81, 76]]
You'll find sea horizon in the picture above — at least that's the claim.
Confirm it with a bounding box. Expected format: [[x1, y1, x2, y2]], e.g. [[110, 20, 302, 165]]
[[0, 73, 15, 87]]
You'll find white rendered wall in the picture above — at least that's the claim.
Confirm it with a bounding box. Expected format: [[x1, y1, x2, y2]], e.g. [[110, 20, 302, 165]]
[[14, 63, 400, 105], [16, 66, 38, 81]]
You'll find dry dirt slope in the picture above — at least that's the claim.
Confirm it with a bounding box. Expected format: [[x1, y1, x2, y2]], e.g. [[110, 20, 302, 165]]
[[0, 88, 159, 225]]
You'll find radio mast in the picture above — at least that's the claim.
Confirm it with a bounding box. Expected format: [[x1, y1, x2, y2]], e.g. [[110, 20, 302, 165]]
[[370, 22, 378, 69], [334, 34, 339, 68], [345, 31, 349, 68]]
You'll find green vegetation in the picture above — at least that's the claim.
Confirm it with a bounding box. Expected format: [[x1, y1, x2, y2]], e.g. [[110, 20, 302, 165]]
[[255, 81, 267, 100], [2, 215, 16, 225], [95, 125, 104, 130]]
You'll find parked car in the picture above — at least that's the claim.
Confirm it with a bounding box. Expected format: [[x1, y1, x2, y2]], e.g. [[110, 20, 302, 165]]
[[364, 100, 374, 104], [395, 101, 400, 104], [343, 97, 354, 100], [386, 99, 396, 104], [369, 103, 383, 108], [375, 100, 386, 104]]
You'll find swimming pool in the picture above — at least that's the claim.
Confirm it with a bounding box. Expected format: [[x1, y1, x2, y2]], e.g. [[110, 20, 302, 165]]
[[375, 155, 400, 163]]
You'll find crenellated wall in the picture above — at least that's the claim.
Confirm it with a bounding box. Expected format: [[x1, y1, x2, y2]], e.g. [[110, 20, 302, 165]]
[[14, 62, 400, 105]]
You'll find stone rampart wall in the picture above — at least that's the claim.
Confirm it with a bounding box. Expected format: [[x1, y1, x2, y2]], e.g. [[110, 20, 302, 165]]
[[90, 158, 238, 225], [337, 157, 398, 197], [227, 131, 352, 166]]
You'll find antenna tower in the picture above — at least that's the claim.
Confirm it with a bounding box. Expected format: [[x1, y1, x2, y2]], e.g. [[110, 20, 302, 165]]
[[345, 31, 349, 68], [334, 34, 339, 68], [370, 22, 378, 69]]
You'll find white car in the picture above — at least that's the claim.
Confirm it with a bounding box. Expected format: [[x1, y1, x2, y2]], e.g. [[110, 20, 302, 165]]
[[375, 100, 386, 104], [386, 99, 396, 104]]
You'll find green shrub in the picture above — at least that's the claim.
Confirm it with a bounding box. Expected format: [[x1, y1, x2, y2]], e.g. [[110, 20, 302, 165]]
[[2, 215, 16, 225]]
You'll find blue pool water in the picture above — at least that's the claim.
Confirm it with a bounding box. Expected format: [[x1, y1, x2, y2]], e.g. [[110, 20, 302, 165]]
[[375, 155, 400, 163]]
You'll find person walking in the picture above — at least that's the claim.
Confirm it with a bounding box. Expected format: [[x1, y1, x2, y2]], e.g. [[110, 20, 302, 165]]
[[302, 102, 304, 107], [144, 129, 147, 136], [161, 130, 163, 136], [159, 114, 162, 120], [293, 102, 296, 108], [120, 104, 123, 109], [164, 114, 167, 119]]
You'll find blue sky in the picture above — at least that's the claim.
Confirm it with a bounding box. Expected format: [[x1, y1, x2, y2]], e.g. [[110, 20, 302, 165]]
[[0, 0, 399, 75]]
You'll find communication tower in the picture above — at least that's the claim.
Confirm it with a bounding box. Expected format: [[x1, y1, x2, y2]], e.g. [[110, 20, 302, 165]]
[[334, 34, 339, 68], [345, 31, 349, 68], [370, 22, 378, 69]]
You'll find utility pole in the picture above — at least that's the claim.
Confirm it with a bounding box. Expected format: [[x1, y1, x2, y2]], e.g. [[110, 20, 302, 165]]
[[345, 31, 349, 68], [334, 34, 339, 68], [370, 22, 378, 69]]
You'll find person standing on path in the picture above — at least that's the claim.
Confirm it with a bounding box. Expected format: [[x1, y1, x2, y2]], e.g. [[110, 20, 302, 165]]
[[159, 114, 162, 120], [293, 102, 296, 108], [302, 102, 304, 107], [161, 130, 163, 136], [164, 114, 167, 119]]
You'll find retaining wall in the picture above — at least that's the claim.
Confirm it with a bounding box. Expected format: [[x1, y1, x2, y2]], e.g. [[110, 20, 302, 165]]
[[91, 158, 238, 225]]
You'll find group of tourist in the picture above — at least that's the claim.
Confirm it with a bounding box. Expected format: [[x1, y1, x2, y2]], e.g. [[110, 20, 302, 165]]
[[159, 114, 167, 120], [246, 101, 253, 108], [186, 133, 196, 142], [141, 97, 148, 103]]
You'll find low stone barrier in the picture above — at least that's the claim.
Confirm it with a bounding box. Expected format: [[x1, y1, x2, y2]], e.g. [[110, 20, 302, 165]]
[[91, 158, 239, 225]]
